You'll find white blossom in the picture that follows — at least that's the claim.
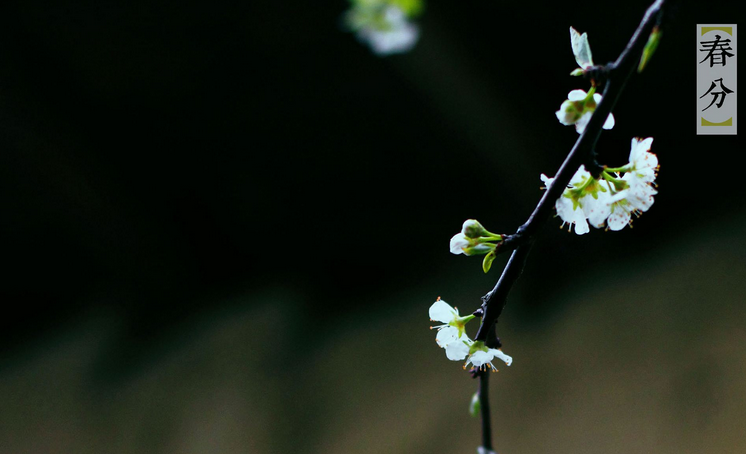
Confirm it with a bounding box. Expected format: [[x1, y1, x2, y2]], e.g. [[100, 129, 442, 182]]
[[602, 138, 658, 230], [465, 344, 513, 371], [429, 299, 472, 351], [556, 194, 589, 235], [556, 89, 615, 134], [547, 166, 596, 235]]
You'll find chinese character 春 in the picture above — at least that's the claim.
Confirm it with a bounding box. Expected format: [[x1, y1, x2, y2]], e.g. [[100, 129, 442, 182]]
[[699, 35, 735, 67], [699, 78, 734, 111]]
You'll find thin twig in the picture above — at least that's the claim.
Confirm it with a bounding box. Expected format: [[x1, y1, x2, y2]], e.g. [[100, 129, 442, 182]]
[[478, 370, 493, 451], [475, 0, 669, 342]]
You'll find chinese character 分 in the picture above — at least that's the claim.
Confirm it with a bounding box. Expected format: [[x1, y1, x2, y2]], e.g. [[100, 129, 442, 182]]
[[699, 78, 734, 111], [699, 34, 735, 67]]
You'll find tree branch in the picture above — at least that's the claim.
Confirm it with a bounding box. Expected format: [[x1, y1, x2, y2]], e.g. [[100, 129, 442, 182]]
[[475, 0, 669, 342]]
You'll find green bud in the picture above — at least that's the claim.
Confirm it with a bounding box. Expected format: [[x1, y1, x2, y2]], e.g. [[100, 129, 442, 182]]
[[570, 68, 585, 76], [464, 242, 495, 257], [469, 392, 480, 417], [638, 26, 661, 73], [462, 219, 488, 239]]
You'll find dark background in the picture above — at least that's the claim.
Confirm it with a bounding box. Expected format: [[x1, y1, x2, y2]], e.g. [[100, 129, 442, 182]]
[[0, 1, 743, 453]]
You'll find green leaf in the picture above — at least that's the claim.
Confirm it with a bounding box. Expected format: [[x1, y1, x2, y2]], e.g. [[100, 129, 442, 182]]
[[482, 251, 496, 273], [570, 27, 593, 69]]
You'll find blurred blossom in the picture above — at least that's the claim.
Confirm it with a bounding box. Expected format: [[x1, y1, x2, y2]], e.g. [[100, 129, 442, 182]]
[[345, 1, 421, 55], [355, 6, 419, 55]]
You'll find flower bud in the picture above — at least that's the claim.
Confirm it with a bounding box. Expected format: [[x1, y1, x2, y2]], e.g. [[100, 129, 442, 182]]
[[450, 233, 470, 255], [638, 26, 661, 73], [463, 242, 495, 257], [462, 219, 488, 239]]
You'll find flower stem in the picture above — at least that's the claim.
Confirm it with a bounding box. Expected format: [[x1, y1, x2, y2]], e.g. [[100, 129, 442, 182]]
[[478, 370, 493, 452]]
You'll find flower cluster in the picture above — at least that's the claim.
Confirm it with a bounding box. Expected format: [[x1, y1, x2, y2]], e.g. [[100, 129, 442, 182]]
[[547, 27, 660, 233], [429, 299, 513, 371], [541, 137, 658, 234], [556, 28, 615, 134], [344, 0, 422, 56]]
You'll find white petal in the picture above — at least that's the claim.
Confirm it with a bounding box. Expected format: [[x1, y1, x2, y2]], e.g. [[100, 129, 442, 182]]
[[445, 338, 470, 361], [628, 137, 657, 175], [573, 218, 590, 235], [462, 219, 480, 235], [570, 27, 594, 69], [574, 111, 591, 134], [436, 326, 460, 346], [555, 196, 575, 224], [629, 140, 643, 163], [555, 106, 573, 125], [449, 233, 469, 255], [628, 137, 641, 162], [491, 349, 512, 366], [641, 152, 659, 171], [626, 181, 656, 212], [540, 174, 554, 187], [467, 350, 492, 367], [602, 113, 615, 130], [607, 206, 631, 231], [429, 300, 457, 323], [637, 137, 654, 153], [583, 192, 612, 228], [567, 89, 587, 102], [570, 165, 590, 186]]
